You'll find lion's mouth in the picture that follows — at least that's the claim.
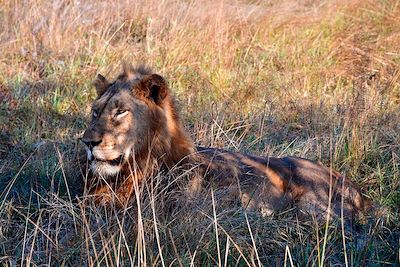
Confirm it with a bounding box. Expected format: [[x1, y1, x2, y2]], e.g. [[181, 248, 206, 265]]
[[92, 155, 124, 166]]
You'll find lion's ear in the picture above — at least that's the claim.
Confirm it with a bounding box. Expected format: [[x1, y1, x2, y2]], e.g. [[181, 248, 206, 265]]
[[136, 74, 168, 105], [93, 74, 110, 97]]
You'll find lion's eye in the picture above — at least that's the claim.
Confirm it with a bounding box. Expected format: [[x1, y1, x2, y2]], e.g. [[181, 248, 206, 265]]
[[115, 109, 128, 118]]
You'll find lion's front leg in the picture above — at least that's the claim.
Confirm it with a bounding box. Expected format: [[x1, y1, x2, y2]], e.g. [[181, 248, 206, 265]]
[[90, 184, 114, 206], [115, 177, 135, 207], [88, 179, 134, 207]]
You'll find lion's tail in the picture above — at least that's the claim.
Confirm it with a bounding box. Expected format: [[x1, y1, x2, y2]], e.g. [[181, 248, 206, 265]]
[[360, 198, 389, 221]]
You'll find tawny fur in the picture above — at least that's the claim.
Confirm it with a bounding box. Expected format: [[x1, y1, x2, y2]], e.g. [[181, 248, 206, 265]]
[[81, 65, 368, 220]]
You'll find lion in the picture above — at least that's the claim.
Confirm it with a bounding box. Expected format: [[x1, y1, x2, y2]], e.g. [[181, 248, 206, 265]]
[[81, 65, 369, 220]]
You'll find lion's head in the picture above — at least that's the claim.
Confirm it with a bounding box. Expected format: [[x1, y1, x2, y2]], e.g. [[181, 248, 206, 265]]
[[82, 66, 193, 178]]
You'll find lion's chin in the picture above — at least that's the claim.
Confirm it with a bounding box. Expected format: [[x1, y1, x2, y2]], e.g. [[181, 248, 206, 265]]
[[90, 161, 122, 177]]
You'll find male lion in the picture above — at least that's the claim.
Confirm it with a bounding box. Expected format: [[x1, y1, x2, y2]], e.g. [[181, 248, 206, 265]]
[[81, 65, 369, 220]]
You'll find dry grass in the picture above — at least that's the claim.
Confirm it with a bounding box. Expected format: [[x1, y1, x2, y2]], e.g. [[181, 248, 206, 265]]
[[0, 0, 399, 266]]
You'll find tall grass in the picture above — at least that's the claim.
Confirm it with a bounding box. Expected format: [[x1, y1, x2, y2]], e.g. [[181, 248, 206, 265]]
[[0, 0, 399, 265]]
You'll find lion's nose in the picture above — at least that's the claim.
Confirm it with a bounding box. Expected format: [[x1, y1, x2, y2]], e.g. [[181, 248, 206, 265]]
[[82, 139, 102, 148]]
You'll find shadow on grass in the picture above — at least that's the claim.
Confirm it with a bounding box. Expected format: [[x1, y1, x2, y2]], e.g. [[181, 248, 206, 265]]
[[0, 79, 88, 205]]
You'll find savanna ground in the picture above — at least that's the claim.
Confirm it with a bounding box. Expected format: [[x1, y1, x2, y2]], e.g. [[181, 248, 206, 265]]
[[0, 0, 399, 266]]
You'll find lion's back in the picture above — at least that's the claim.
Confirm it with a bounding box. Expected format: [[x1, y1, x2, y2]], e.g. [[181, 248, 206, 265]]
[[280, 156, 366, 218]]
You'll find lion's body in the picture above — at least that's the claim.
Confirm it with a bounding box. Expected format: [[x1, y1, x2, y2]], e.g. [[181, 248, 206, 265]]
[[81, 65, 368, 219], [194, 147, 365, 218]]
